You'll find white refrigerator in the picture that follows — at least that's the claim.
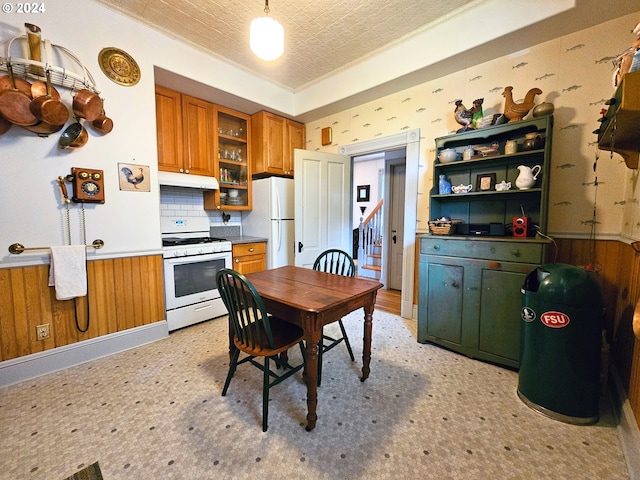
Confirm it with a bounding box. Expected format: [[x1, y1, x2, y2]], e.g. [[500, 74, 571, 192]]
[[241, 177, 295, 269]]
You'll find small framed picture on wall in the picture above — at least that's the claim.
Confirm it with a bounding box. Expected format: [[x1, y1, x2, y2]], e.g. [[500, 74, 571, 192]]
[[357, 185, 370, 202]]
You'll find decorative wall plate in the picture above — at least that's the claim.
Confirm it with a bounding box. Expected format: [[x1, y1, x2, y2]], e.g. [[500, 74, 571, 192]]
[[98, 47, 140, 86]]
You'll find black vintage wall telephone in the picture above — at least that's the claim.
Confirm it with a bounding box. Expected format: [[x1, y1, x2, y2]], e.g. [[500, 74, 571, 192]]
[[58, 167, 105, 204]]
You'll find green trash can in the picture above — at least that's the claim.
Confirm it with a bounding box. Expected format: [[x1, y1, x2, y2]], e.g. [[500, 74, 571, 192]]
[[518, 263, 604, 425]]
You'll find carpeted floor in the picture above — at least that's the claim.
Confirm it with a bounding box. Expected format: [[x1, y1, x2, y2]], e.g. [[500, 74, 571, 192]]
[[0, 310, 630, 479]]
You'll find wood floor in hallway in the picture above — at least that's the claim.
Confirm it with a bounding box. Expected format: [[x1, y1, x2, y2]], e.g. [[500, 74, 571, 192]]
[[374, 288, 401, 316]]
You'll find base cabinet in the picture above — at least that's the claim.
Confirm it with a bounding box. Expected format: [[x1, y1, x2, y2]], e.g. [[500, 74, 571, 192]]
[[418, 236, 545, 368], [232, 242, 266, 274]]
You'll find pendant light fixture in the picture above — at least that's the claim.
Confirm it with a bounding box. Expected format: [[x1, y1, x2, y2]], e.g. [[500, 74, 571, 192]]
[[250, 0, 284, 61]]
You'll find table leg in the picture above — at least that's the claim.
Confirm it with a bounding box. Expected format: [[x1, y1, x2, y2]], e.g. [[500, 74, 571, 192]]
[[361, 297, 375, 382], [302, 316, 321, 431]]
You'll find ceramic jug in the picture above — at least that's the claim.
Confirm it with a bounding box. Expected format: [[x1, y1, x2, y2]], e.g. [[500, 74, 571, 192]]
[[515, 165, 541, 190], [438, 174, 452, 194]]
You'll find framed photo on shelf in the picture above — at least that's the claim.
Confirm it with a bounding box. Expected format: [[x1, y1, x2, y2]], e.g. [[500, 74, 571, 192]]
[[476, 173, 496, 192], [357, 185, 370, 202]]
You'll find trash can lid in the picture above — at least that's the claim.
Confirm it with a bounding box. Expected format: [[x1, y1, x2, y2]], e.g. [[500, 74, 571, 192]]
[[529, 263, 603, 307]]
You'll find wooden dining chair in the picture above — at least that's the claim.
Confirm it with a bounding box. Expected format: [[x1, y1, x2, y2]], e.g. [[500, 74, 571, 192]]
[[312, 249, 356, 386], [216, 268, 306, 432]]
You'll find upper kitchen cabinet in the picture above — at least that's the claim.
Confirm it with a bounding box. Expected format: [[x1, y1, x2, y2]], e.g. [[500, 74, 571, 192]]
[[251, 111, 305, 178], [155, 85, 215, 176], [203, 106, 252, 211]]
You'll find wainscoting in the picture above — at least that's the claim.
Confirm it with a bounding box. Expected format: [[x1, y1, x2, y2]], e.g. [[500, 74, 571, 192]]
[[0, 254, 165, 362]]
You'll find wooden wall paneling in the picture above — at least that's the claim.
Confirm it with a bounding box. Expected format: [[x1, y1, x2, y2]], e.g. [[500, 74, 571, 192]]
[[25, 266, 55, 353], [0, 268, 19, 361], [51, 285, 74, 348], [130, 256, 145, 328], [0, 254, 165, 363], [89, 259, 118, 338], [150, 255, 165, 323], [12, 267, 32, 358], [136, 257, 151, 327], [112, 257, 129, 331]]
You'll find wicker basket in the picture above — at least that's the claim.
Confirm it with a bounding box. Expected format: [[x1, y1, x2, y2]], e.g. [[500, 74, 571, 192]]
[[428, 219, 462, 235]]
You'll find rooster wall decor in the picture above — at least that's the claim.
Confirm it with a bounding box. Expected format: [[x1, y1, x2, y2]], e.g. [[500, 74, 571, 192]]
[[502, 86, 542, 122], [454, 98, 484, 132], [118, 163, 150, 192]]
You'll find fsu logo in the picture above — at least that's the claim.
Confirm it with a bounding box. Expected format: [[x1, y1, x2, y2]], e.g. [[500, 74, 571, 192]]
[[541, 311, 570, 328]]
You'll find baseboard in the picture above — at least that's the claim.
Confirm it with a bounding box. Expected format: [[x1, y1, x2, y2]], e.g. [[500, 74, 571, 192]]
[[0, 321, 169, 388], [610, 364, 640, 480]]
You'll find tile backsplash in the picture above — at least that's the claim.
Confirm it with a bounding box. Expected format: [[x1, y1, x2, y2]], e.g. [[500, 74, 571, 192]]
[[160, 185, 242, 227]]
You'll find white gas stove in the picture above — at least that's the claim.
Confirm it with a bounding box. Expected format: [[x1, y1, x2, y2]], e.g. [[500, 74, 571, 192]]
[[161, 217, 232, 331]]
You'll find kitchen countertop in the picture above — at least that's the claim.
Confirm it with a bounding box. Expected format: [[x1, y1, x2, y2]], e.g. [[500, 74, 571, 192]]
[[224, 235, 268, 245]]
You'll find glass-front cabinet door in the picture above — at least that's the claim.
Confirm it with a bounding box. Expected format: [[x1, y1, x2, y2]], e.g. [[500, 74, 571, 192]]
[[204, 106, 252, 211]]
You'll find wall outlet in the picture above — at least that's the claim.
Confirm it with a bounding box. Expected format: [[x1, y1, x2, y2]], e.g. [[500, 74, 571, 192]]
[[36, 324, 50, 340]]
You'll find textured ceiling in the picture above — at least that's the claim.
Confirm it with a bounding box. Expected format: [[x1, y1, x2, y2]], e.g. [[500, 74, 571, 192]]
[[95, 0, 472, 91]]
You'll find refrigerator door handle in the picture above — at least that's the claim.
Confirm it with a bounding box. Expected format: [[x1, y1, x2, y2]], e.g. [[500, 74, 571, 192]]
[[274, 188, 281, 221], [275, 219, 282, 253]]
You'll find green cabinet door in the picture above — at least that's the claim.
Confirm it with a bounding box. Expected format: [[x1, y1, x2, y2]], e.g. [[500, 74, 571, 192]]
[[478, 267, 530, 366]]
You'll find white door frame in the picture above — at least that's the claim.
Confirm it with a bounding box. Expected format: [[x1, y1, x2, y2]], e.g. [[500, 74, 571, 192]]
[[339, 129, 420, 319]]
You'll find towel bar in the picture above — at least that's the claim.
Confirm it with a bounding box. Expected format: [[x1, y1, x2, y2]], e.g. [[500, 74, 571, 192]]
[[8, 239, 104, 254]]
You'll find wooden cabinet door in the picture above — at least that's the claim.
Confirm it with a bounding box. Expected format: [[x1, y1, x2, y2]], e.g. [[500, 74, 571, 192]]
[[478, 265, 532, 363], [181, 95, 215, 176], [263, 112, 285, 174], [234, 254, 266, 274], [155, 86, 183, 173], [252, 111, 285, 176], [421, 261, 465, 346], [285, 120, 305, 176]]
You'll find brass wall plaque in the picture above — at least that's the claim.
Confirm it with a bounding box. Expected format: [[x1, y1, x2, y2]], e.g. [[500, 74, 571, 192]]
[[98, 47, 141, 86]]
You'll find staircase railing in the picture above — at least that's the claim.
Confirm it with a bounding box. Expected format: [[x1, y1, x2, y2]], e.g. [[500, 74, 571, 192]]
[[357, 199, 383, 277]]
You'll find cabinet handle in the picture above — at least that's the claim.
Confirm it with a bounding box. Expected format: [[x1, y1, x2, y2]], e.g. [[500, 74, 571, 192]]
[[248, 248, 254, 252], [184, 169, 190, 174], [235, 258, 239, 263], [433, 245, 440, 250], [179, 168, 184, 173], [450, 281, 460, 289], [511, 249, 521, 257]]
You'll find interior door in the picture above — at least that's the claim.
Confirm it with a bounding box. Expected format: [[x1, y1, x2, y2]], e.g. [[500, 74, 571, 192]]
[[388, 163, 405, 289], [294, 149, 351, 268]]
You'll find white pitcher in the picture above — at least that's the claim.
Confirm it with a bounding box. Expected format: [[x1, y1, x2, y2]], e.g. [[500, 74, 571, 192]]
[[515, 165, 541, 190]]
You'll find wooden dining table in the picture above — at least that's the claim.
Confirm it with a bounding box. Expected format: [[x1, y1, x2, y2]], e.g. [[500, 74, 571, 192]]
[[243, 265, 383, 431]]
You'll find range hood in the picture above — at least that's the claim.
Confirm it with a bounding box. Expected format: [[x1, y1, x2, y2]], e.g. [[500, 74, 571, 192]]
[[158, 171, 219, 190]]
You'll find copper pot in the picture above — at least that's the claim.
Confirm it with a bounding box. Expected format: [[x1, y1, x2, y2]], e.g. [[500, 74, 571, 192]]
[[59, 121, 88, 149], [0, 113, 11, 135], [0, 75, 32, 96], [89, 99, 113, 134], [72, 89, 101, 121], [0, 64, 37, 126], [92, 114, 113, 134], [23, 120, 65, 136], [29, 70, 69, 126]]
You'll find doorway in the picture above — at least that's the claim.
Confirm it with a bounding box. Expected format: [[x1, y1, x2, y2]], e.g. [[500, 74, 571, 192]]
[[340, 129, 420, 319]]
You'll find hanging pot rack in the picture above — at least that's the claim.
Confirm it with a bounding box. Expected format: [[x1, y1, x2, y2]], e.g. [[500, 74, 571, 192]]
[[0, 34, 100, 95]]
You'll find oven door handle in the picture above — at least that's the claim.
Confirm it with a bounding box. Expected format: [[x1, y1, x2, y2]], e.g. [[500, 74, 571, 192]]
[[194, 304, 214, 312]]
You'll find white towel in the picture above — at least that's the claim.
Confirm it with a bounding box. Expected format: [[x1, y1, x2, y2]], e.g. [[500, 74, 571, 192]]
[[48, 245, 87, 300]]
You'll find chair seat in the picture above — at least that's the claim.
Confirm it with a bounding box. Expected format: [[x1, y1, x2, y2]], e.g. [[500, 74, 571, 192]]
[[234, 317, 304, 357]]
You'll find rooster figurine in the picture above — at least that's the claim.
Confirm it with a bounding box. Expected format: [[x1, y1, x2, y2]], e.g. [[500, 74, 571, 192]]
[[502, 86, 542, 122], [454, 98, 483, 132], [121, 166, 145, 188]]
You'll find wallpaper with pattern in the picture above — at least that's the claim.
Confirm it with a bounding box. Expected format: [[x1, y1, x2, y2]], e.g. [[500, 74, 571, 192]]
[[305, 12, 640, 241]]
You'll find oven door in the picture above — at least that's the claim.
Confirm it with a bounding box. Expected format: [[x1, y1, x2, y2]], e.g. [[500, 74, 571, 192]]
[[163, 252, 232, 311]]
